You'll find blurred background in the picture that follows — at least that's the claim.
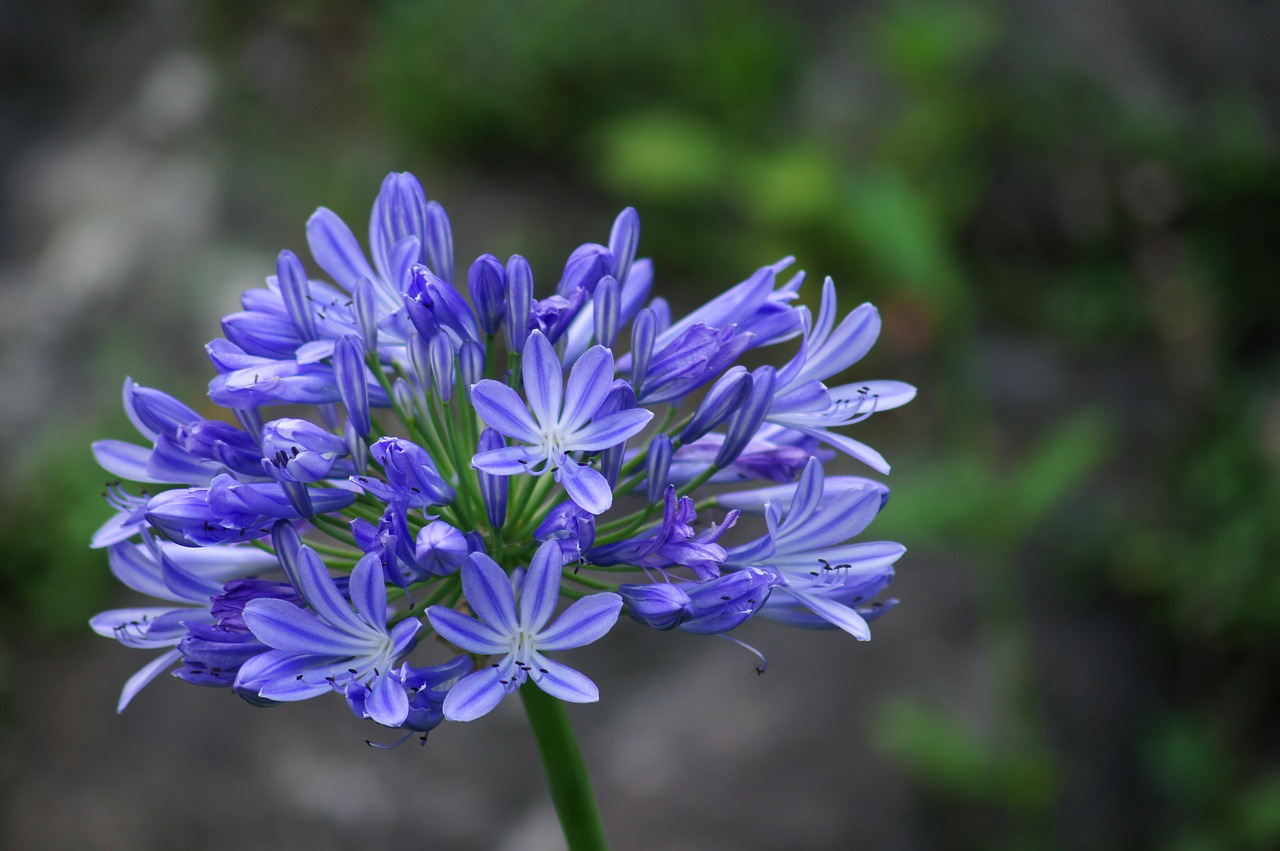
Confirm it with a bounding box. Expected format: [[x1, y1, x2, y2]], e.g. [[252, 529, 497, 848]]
[[2, 1, 1278, 848]]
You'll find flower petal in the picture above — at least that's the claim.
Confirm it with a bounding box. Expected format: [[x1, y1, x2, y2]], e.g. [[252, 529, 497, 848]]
[[777, 586, 871, 639], [116, 648, 181, 713], [442, 667, 508, 722], [569, 408, 653, 452], [93, 440, 158, 482], [529, 653, 599, 703], [560, 346, 614, 434], [426, 605, 509, 655], [520, 540, 563, 634], [521, 330, 563, 426], [471, 380, 542, 444], [460, 553, 518, 634], [347, 551, 387, 629], [472, 445, 541, 476], [243, 598, 365, 655], [293, 546, 368, 635], [307, 207, 376, 292], [537, 592, 622, 651], [365, 671, 410, 727], [557, 462, 613, 515]]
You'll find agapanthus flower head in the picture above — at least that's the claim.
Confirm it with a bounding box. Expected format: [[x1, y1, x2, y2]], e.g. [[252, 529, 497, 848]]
[[90, 170, 912, 749]]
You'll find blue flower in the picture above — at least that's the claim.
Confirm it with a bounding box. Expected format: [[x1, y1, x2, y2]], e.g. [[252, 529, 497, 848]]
[[89, 538, 277, 710], [722, 457, 904, 639], [471, 329, 652, 514], [426, 541, 622, 722], [236, 547, 421, 726]]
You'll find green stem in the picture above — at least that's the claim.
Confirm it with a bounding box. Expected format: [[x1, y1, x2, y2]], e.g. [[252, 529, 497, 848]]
[[520, 686, 609, 851]]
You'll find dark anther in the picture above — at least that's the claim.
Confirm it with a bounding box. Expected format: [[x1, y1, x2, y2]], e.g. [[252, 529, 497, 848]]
[[290, 446, 299, 457], [720, 595, 730, 601]]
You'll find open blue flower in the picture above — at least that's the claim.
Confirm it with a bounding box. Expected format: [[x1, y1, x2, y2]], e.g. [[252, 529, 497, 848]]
[[471, 329, 652, 514], [426, 540, 622, 722], [236, 547, 421, 726]]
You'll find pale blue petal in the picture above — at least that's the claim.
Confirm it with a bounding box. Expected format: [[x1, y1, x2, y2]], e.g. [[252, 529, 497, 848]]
[[537, 592, 622, 651], [520, 540, 563, 634], [529, 653, 599, 703], [461, 554, 518, 634], [827, 380, 917, 413], [92, 440, 158, 482], [569, 408, 653, 452], [471, 381, 541, 443], [116, 648, 182, 713], [557, 462, 612, 515], [366, 671, 410, 727], [522, 330, 563, 426], [770, 541, 906, 573], [777, 587, 871, 639], [293, 546, 368, 635], [348, 551, 387, 629], [473, 445, 542, 475], [560, 346, 614, 434], [306, 207, 376, 292], [443, 667, 509, 722], [90, 607, 183, 641], [426, 605, 509, 655], [242, 598, 364, 655]]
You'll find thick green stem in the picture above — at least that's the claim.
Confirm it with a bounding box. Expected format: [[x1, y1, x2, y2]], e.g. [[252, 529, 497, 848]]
[[520, 686, 609, 851]]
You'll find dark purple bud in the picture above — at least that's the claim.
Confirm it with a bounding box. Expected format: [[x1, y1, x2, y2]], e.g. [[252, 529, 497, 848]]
[[680, 365, 752, 445], [716, 365, 776, 468], [534, 500, 597, 563], [425, 201, 454, 284], [334, 335, 371, 438], [557, 243, 612, 296], [608, 207, 640, 286], [468, 254, 506, 335], [679, 568, 777, 635], [358, 436, 456, 507], [630, 308, 656, 396], [210, 578, 302, 631], [505, 254, 534, 354], [177, 623, 269, 687], [646, 433, 673, 504], [619, 583, 691, 631], [405, 266, 481, 344], [277, 249, 317, 341], [476, 427, 508, 529], [177, 419, 262, 477], [593, 275, 620, 349], [124, 378, 202, 441]]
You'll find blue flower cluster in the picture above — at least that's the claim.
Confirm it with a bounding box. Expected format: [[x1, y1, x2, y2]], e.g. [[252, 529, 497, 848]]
[[91, 172, 913, 741]]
